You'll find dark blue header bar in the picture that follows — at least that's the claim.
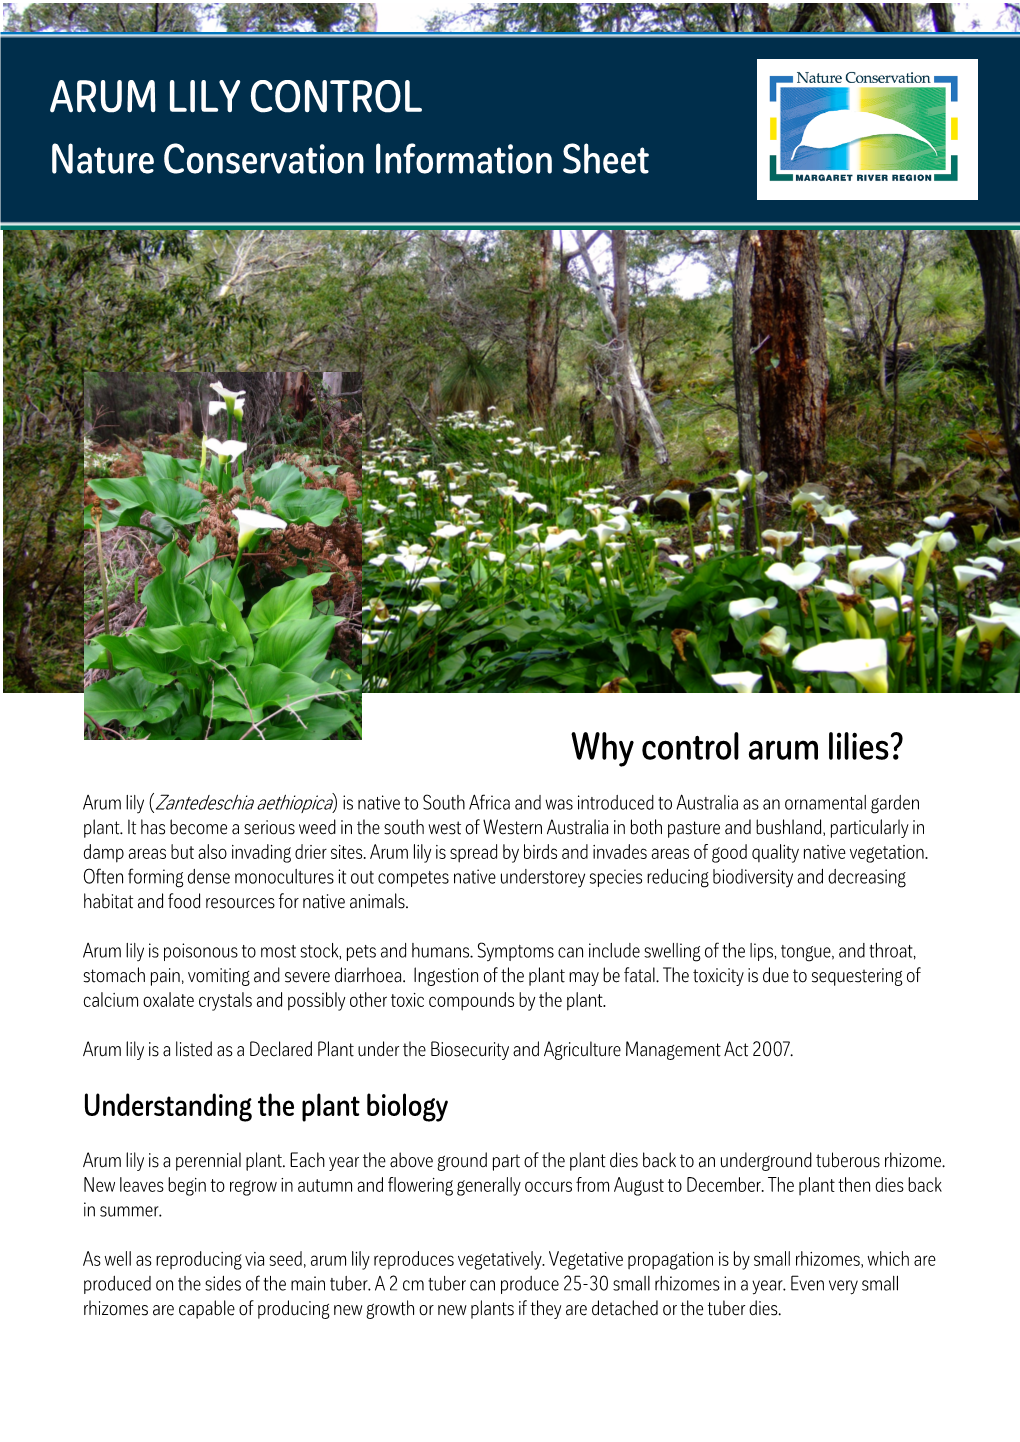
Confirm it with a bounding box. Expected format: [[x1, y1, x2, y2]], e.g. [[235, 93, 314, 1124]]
[[1, 32, 1016, 226]]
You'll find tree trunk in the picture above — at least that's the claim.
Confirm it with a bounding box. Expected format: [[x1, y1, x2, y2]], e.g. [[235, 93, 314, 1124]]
[[358, 4, 378, 32], [751, 231, 828, 492], [855, 3, 919, 30], [572, 231, 670, 476], [966, 231, 1020, 507], [14, 448, 79, 691], [611, 232, 642, 480], [732, 231, 761, 474], [526, 230, 557, 423]]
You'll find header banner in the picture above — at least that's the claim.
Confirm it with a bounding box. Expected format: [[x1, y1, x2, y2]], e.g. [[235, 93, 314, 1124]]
[[0, 31, 1015, 227]]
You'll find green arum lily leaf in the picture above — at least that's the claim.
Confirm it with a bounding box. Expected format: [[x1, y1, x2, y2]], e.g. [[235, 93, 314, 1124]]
[[143, 541, 210, 628], [252, 464, 348, 526], [246, 571, 330, 634], [210, 664, 337, 723], [252, 462, 306, 500], [84, 669, 182, 727], [90, 474, 206, 529], [91, 630, 182, 683], [253, 615, 336, 672], [274, 489, 348, 527], [187, 536, 243, 606], [210, 581, 254, 664], [141, 451, 183, 483], [211, 701, 353, 741], [143, 624, 239, 664], [89, 475, 149, 510], [84, 640, 108, 669]]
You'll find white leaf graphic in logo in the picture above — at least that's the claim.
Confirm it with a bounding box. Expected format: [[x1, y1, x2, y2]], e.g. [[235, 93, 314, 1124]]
[[792, 110, 937, 158]]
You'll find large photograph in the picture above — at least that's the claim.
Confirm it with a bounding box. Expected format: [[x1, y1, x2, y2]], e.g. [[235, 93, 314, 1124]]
[[362, 228, 1019, 694]]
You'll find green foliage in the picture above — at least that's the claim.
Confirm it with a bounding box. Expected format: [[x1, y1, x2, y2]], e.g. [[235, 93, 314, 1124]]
[[85, 547, 360, 739], [364, 415, 1020, 695]]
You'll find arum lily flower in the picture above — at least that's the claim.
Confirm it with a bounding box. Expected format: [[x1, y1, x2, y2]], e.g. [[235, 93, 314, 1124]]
[[951, 625, 973, 687], [953, 565, 994, 592], [924, 511, 955, 529], [515, 523, 543, 541], [972, 555, 1004, 576], [759, 625, 790, 658], [406, 602, 441, 623], [968, 614, 1006, 645], [765, 560, 821, 592], [416, 576, 445, 597], [657, 489, 692, 512], [591, 524, 620, 547], [232, 508, 286, 548], [392, 554, 430, 575], [728, 596, 778, 621], [486, 551, 506, 564], [209, 382, 245, 412], [793, 638, 889, 693], [693, 543, 715, 561], [802, 544, 840, 564], [791, 489, 829, 511], [848, 555, 891, 588], [987, 537, 1020, 556], [824, 509, 858, 539], [871, 597, 902, 629], [527, 502, 549, 515], [762, 529, 800, 559], [824, 579, 856, 598], [886, 541, 922, 560], [432, 524, 466, 540], [989, 602, 1020, 638], [448, 493, 472, 507], [936, 532, 958, 553], [206, 438, 247, 463], [711, 671, 762, 693], [871, 558, 904, 597], [540, 529, 584, 553]]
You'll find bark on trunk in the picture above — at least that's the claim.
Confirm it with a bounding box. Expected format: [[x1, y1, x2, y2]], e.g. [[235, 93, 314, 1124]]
[[358, 4, 378, 32], [14, 448, 79, 691], [572, 231, 670, 476], [751, 230, 828, 492], [856, 3, 918, 30], [526, 230, 557, 424], [967, 230, 1020, 507], [611, 232, 642, 480], [732, 231, 761, 475]]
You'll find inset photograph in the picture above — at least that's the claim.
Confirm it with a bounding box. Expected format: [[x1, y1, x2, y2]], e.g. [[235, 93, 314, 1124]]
[[84, 371, 362, 738]]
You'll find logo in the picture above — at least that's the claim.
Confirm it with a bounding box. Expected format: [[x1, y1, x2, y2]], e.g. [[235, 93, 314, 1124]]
[[757, 59, 977, 201]]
